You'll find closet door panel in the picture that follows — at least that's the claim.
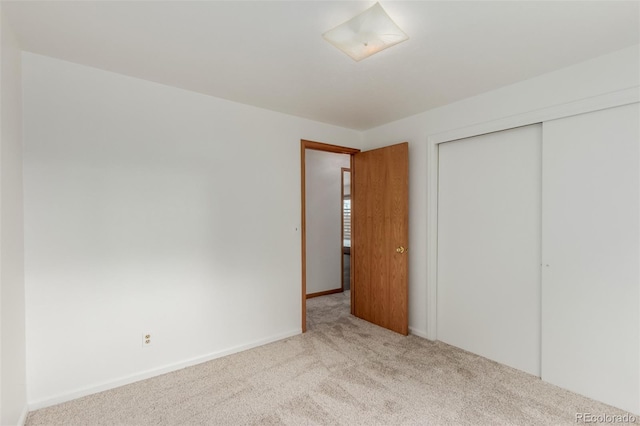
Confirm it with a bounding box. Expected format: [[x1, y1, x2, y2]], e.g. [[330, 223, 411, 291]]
[[437, 124, 542, 376], [541, 103, 639, 414]]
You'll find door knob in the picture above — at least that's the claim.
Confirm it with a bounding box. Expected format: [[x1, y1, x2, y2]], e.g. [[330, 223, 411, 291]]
[[396, 246, 406, 254]]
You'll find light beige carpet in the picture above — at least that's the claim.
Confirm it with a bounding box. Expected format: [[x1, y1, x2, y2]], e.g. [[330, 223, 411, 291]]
[[27, 291, 632, 425]]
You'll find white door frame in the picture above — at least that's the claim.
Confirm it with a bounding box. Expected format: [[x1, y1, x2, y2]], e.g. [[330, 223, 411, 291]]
[[424, 87, 639, 341]]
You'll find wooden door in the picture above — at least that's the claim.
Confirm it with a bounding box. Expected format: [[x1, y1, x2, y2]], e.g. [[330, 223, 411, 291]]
[[352, 142, 409, 335]]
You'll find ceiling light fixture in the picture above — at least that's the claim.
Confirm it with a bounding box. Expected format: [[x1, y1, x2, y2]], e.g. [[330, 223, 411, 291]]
[[322, 2, 409, 62]]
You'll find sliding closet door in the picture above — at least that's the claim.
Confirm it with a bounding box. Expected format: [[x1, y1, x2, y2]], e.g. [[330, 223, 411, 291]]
[[437, 124, 542, 376], [542, 103, 639, 414]]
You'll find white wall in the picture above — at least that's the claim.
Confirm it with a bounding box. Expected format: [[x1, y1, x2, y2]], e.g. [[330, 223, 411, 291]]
[[0, 9, 28, 426], [362, 45, 640, 338], [305, 150, 350, 295], [22, 53, 362, 407]]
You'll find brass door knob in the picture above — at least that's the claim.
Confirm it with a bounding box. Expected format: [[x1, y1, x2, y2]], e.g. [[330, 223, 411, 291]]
[[396, 246, 406, 254]]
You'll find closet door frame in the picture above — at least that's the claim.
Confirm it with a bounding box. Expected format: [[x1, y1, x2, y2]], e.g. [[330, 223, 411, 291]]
[[424, 87, 639, 341]]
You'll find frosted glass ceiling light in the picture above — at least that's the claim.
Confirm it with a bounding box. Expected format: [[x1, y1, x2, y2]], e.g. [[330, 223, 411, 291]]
[[322, 2, 408, 62]]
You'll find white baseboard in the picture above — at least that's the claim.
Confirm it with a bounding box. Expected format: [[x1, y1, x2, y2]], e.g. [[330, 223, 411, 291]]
[[409, 327, 432, 340], [18, 404, 29, 426], [28, 328, 301, 411]]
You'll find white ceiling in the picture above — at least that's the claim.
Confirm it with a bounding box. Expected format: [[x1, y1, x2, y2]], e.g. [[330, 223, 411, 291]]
[[4, 1, 639, 130]]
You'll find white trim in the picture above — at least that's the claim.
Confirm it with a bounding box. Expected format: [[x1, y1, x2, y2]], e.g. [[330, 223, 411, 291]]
[[18, 405, 28, 426], [430, 87, 638, 145], [425, 141, 439, 341], [425, 86, 639, 344], [408, 326, 430, 340], [28, 329, 301, 411]]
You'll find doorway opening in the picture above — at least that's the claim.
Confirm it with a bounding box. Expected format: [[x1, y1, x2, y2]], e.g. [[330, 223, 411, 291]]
[[301, 140, 409, 335], [301, 140, 360, 332], [341, 167, 351, 292]]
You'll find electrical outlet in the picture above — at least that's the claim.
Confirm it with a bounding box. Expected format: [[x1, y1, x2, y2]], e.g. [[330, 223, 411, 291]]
[[142, 332, 152, 347]]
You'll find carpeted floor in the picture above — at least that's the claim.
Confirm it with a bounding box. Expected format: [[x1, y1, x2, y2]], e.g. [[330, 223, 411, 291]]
[[27, 291, 632, 425]]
